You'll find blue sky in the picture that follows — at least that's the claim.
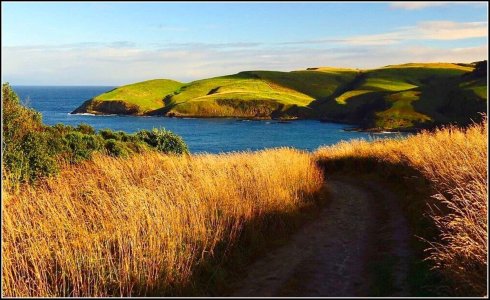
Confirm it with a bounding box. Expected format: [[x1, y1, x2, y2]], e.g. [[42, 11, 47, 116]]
[[2, 2, 488, 85]]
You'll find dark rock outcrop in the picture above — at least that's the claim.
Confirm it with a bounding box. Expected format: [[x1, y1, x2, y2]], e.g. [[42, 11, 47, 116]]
[[71, 99, 142, 115]]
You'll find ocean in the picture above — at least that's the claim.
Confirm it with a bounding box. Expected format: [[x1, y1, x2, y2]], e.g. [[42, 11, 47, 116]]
[[11, 86, 402, 153]]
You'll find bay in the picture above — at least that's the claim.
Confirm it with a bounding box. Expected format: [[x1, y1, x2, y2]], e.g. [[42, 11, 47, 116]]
[[12, 86, 403, 153]]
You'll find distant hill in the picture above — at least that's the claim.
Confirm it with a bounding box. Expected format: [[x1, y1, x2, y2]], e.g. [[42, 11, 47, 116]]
[[72, 61, 487, 131]]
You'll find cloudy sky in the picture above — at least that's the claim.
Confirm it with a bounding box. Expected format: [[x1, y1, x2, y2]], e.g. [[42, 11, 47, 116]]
[[2, 2, 488, 85]]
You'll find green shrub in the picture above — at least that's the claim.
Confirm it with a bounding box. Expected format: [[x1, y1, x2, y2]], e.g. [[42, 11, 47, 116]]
[[99, 128, 119, 140], [114, 131, 135, 142], [2, 83, 189, 185], [2, 83, 48, 183], [63, 132, 104, 163], [76, 123, 96, 135], [22, 132, 59, 181], [2, 83, 43, 150], [136, 128, 189, 154], [104, 139, 130, 157], [4, 131, 59, 183], [51, 123, 76, 135], [99, 128, 140, 143], [124, 141, 149, 154]]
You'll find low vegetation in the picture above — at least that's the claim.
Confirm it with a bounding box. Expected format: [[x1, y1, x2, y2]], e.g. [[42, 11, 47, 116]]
[[72, 61, 487, 130], [2, 83, 188, 186]]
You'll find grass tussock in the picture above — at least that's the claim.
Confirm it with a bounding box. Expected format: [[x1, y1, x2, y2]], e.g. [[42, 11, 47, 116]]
[[2, 148, 323, 297], [315, 120, 488, 295]]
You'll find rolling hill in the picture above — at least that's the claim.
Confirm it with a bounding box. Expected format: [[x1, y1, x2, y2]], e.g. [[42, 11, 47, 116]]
[[72, 61, 487, 130]]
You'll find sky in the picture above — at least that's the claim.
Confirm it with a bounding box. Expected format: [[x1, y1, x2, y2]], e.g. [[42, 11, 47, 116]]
[[1, 1, 488, 85]]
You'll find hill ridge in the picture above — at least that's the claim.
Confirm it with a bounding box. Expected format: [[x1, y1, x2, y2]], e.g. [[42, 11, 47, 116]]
[[72, 61, 487, 131]]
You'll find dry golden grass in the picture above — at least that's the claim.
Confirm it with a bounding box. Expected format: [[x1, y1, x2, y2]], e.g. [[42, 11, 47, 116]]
[[3, 119, 487, 296], [2, 148, 323, 297], [315, 120, 488, 295]]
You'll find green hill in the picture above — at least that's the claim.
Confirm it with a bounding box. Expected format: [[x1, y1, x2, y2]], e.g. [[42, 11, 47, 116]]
[[72, 79, 184, 115], [312, 62, 487, 129], [72, 61, 487, 130]]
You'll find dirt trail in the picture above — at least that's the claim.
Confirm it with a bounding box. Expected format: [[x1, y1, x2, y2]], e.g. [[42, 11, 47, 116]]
[[230, 177, 412, 297]]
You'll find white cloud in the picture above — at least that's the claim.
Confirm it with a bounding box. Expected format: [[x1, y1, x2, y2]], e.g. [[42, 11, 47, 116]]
[[416, 21, 487, 40], [2, 42, 487, 85], [341, 21, 487, 45], [389, 2, 451, 10], [152, 24, 188, 32], [388, 2, 487, 10], [278, 21, 487, 47]]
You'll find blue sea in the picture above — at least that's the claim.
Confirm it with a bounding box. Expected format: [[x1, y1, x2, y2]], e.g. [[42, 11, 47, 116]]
[[12, 86, 404, 153]]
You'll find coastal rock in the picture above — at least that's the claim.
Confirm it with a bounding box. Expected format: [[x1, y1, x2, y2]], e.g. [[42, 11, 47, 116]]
[[71, 99, 142, 115]]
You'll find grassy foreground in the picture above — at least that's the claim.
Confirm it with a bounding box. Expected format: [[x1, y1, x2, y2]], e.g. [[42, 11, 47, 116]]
[[2, 120, 487, 296], [316, 120, 488, 295], [2, 149, 324, 297]]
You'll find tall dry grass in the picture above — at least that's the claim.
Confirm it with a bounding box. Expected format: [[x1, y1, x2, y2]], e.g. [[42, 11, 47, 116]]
[[2, 148, 323, 297], [315, 121, 488, 295]]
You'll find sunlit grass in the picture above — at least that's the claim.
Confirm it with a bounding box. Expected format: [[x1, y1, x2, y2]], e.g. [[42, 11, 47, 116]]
[[335, 90, 373, 104], [375, 90, 431, 128], [95, 79, 184, 112], [2, 148, 323, 297], [381, 63, 474, 72], [361, 78, 418, 91], [315, 120, 488, 295], [2, 121, 487, 296]]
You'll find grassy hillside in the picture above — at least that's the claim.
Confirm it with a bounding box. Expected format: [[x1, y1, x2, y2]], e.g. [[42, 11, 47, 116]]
[[95, 79, 184, 111], [72, 79, 184, 115], [315, 62, 487, 130], [163, 73, 314, 118], [157, 69, 357, 118], [72, 62, 487, 130]]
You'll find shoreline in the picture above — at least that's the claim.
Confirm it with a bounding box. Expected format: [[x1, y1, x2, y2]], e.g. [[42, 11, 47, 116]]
[[69, 111, 423, 133]]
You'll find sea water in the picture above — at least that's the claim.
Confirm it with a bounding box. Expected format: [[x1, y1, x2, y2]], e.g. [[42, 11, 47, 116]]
[[12, 86, 404, 154]]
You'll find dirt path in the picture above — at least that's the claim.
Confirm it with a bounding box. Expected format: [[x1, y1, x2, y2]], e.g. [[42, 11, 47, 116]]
[[230, 177, 412, 297]]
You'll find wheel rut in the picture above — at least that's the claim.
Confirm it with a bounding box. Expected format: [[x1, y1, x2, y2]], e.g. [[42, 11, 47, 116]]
[[230, 176, 412, 297]]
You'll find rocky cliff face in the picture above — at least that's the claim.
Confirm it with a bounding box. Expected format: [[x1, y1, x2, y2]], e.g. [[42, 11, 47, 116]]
[[71, 99, 142, 115]]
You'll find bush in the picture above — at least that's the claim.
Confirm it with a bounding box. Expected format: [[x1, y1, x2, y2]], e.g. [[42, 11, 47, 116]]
[[3, 131, 59, 183], [51, 123, 76, 135], [136, 128, 189, 154], [99, 128, 119, 140], [2, 83, 43, 150], [104, 139, 130, 157], [63, 132, 104, 163], [2, 83, 189, 185], [99, 128, 140, 143], [22, 132, 59, 181], [114, 131, 135, 142], [76, 123, 96, 135], [124, 141, 149, 154], [2, 83, 48, 183]]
